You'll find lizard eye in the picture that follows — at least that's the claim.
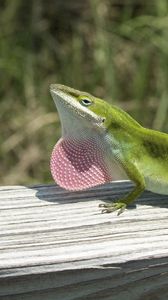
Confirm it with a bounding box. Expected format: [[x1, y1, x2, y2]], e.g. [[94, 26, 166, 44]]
[[80, 98, 92, 106]]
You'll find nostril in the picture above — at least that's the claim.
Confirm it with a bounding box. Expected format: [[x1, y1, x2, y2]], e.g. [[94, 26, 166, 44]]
[[102, 117, 105, 123]]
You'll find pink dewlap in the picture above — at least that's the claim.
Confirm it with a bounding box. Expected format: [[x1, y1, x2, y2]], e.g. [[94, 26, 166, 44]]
[[50, 138, 112, 191]]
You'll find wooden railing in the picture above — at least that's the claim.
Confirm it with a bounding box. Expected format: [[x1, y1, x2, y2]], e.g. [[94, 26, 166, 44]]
[[0, 181, 168, 299]]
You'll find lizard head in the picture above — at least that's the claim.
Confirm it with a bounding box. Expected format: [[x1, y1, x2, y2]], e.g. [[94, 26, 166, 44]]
[[50, 84, 112, 137], [50, 84, 126, 191]]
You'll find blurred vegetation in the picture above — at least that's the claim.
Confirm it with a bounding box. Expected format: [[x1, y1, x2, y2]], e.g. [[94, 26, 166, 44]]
[[0, 0, 168, 185]]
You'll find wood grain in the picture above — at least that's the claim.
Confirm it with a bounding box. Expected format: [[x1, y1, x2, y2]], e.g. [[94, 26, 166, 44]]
[[0, 181, 168, 299]]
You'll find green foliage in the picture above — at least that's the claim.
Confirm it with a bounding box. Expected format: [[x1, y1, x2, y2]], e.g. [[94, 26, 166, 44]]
[[1, 0, 168, 184]]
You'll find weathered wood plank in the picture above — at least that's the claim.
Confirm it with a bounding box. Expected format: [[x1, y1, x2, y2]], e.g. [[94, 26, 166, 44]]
[[0, 181, 168, 299]]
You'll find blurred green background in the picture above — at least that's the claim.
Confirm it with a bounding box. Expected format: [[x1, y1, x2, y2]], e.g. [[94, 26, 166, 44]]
[[1, 0, 168, 185]]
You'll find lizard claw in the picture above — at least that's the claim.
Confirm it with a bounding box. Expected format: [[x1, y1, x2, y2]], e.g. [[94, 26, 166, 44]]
[[99, 203, 113, 208], [101, 208, 113, 214], [99, 202, 127, 215]]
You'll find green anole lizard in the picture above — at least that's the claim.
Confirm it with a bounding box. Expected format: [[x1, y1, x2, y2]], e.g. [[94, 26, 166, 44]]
[[50, 84, 168, 215]]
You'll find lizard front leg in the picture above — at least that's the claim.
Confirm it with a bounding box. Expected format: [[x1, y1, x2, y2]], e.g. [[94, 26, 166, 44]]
[[99, 161, 145, 215]]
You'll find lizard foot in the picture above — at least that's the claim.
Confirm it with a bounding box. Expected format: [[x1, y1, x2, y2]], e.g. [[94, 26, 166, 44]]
[[99, 202, 127, 215]]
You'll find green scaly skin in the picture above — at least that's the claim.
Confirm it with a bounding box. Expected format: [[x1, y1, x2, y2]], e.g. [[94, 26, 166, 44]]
[[50, 84, 168, 215]]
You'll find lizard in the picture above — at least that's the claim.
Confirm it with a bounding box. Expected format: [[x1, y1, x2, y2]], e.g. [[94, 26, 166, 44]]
[[50, 84, 168, 215]]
